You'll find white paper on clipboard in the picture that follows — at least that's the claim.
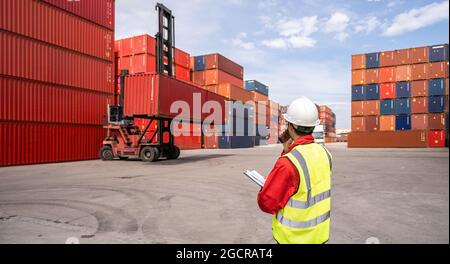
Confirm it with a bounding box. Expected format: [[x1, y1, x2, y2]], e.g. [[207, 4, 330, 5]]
[[243, 170, 266, 187]]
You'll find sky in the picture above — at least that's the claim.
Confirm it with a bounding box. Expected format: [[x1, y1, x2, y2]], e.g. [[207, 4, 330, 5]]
[[115, 0, 449, 128]]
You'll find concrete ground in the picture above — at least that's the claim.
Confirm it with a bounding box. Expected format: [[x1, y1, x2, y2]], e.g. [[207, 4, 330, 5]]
[[0, 143, 448, 244]]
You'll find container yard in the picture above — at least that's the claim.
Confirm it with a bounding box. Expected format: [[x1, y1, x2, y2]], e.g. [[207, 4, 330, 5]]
[[0, 0, 448, 246]]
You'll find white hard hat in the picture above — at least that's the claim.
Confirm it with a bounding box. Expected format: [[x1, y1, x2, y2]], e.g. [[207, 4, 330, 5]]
[[282, 96, 320, 127]]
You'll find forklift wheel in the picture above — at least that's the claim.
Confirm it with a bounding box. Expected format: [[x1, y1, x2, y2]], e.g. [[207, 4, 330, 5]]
[[99, 146, 114, 161], [167, 146, 180, 160], [140, 146, 159, 162]]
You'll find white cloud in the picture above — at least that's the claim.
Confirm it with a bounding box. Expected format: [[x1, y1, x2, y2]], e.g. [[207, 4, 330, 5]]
[[228, 32, 255, 50], [324, 12, 350, 41], [354, 16, 382, 34], [278, 16, 318, 37], [383, 1, 449, 36], [288, 35, 316, 48], [261, 38, 288, 49]]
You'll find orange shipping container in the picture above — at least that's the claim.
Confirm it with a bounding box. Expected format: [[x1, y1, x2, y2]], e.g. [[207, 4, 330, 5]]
[[394, 49, 411, 65], [396, 65, 412, 81], [411, 97, 428, 114], [379, 115, 396, 131], [364, 100, 380, 116], [204, 54, 244, 79], [205, 69, 243, 88], [410, 46, 428, 64], [411, 63, 428, 80], [380, 83, 396, 99], [352, 116, 366, 132], [215, 83, 254, 102], [411, 114, 428, 130], [411, 80, 428, 97], [380, 51, 396, 67], [352, 69, 366, 85], [351, 54, 365, 70], [365, 68, 379, 84], [351, 101, 365, 116], [251, 90, 269, 103], [380, 67, 396, 83], [428, 62, 449, 79], [192, 71, 206, 86]]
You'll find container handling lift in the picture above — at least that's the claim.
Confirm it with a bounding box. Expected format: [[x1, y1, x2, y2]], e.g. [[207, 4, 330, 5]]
[[99, 3, 180, 162]]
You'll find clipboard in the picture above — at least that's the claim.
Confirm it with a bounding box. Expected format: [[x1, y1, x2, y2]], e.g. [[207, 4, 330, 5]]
[[243, 170, 266, 187]]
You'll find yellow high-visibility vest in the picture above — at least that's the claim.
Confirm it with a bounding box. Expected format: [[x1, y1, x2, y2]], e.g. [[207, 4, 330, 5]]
[[272, 143, 332, 244]]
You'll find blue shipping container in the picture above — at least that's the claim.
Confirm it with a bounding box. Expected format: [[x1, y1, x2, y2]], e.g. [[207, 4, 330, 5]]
[[395, 98, 411, 114], [351, 85, 365, 101], [429, 79, 446, 96], [365, 52, 380, 68], [231, 136, 255, 148], [245, 80, 269, 96], [218, 136, 231, 148], [396, 82, 411, 98], [381, 99, 396, 115], [429, 96, 446, 113], [396, 115, 411, 131], [194, 55, 206, 71], [365, 84, 380, 100], [429, 44, 449, 62]]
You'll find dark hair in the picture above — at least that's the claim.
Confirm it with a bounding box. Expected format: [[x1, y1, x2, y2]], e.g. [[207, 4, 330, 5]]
[[290, 123, 315, 135]]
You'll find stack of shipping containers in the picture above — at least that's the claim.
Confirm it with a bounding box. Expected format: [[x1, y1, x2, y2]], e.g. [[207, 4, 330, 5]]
[[350, 44, 449, 147], [1, 0, 115, 166], [267, 101, 280, 144], [319, 106, 337, 143], [245, 80, 270, 146]]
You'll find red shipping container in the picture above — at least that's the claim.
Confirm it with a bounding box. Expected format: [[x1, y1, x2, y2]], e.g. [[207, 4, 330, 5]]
[[428, 130, 446, 147], [174, 48, 190, 69], [411, 114, 428, 130], [411, 80, 428, 97], [411, 63, 428, 80], [428, 113, 446, 130], [115, 35, 156, 57], [192, 71, 206, 86], [352, 69, 366, 85], [0, 76, 113, 124], [202, 125, 219, 149], [365, 68, 379, 84], [364, 100, 380, 116], [411, 97, 428, 114], [0, 122, 106, 166], [205, 69, 244, 88], [394, 49, 411, 65], [410, 46, 429, 64], [127, 54, 156, 74], [351, 54, 365, 70], [365, 116, 379, 132], [380, 67, 396, 83], [428, 62, 449, 79], [215, 83, 254, 102], [0, 31, 114, 94], [175, 65, 190, 82], [351, 117, 366, 132], [42, 0, 115, 31], [123, 73, 226, 123], [380, 83, 396, 99], [1, 0, 114, 61], [396, 65, 412, 81], [204, 54, 244, 79], [379, 115, 395, 131], [348, 131, 428, 148], [174, 123, 202, 150], [379, 51, 396, 67]]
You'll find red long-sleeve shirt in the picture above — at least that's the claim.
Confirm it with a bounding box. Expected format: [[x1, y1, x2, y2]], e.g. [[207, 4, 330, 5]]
[[257, 135, 315, 214]]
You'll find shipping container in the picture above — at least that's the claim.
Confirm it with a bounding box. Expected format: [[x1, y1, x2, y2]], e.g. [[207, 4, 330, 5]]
[[411, 64, 428, 80], [348, 130, 427, 148], [0, 31, 114, 94], [428, 130, 446, 147], [429, 44, 448, 62], [381, 99, 396, 115], [411, 80, 428, 97], [380, 67, 396, 83], [115, 34, 155, 57], [175, 64, 190, 82], [117, 54, 156, 74], [212, 83, 254, 102], [428, 61, 449, 79], [351, 101, 365, 116], [429, 79, 446, 96], [411, 97, 428, 114], [1, 0, 114, 61], [396, 81, 411, 98], [365, 84, 380, 100], [380, 51, 396, 67], [365, 68, 379, 84], [380, 83, 396, 99], [379, 115, 396, 131], [174, 123, 202, 150], [364, 100, 380, 115], [351, 54, 365, 70], [194, 56, 206, 71], [395, 98, 411, 114], [429, 96, 446, 113], [0, 122, 105, 166], [174, 48, 190, 69], [411, 114, 428, 130], [245, 80, 269, 96], [396, 115, 411, 131], [351, 116, 365, 132], [351, 85, 365, 101], [396, 65, 412, 81], [410, 46, 428, 64], [192, 71, 206, 86], [205, 69, 243, 88], [251, 91, 269, 104], [365, 52, 379, 68], [428, 113, 446, 130], [204, 54, 244, 79], [352, 69, 366, 85], [365, 116, 379, 132], [41, 0, 114, 31], [394, 49, 411, 65]]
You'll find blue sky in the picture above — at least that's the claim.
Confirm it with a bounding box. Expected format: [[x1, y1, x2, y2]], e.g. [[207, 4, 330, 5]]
[[116, 0, 449, 128]]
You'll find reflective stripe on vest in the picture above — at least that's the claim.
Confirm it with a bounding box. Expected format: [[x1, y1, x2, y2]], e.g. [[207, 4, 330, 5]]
[[276, 211, 330, 229], [321, 145, 333, 170]]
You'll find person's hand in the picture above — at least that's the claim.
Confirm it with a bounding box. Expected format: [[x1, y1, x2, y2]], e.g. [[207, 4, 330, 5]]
[[283, 138, 293, 153]]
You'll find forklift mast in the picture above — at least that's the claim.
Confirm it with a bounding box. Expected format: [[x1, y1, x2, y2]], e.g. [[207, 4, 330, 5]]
[[155, 3, 175, 77]]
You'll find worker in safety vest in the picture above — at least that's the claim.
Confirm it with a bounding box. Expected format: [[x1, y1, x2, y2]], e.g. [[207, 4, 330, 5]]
[[258, 96, 332, 244]]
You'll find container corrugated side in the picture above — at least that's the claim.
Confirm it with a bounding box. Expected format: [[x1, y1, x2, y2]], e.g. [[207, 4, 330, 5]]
[[0, 31, 114, 93], [1, 0, 114, 61], [348, 131, 428, 148]]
